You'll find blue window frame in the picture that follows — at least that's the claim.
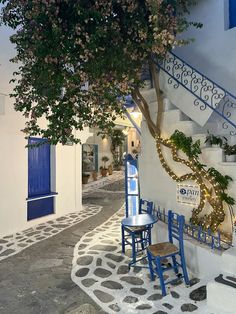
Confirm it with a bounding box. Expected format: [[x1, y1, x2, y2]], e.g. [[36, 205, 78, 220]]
[[27, 137, 54, 220], [125, 154, 140, 217], [28, 138, 51, 197], [229, 0, 236, 29]]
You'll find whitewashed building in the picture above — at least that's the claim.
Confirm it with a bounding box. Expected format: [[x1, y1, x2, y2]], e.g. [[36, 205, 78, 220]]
[[0, 24, 92, 238]]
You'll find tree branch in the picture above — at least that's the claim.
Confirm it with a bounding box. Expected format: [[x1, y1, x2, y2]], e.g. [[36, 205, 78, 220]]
[[131, 90, 157, 138], [149, 60, 164, 135]]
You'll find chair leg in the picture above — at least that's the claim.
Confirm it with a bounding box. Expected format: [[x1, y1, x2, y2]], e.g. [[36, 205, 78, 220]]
[[180, 252, 190, 285], [140, 232, 145, 251], [131, 233, 136, 263], [172, 255, 179, 274], [147, 250, 155, 281], [148, 226, 152, 245], [156, 257, 167, 296], [121, 225, 125, 254]]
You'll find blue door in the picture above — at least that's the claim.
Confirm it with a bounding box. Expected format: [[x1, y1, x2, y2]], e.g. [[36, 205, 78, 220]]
[[27, 138, 54, 220]]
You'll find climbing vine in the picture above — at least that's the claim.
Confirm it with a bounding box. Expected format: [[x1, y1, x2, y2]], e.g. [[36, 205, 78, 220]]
[[155, 131, 234, 232]]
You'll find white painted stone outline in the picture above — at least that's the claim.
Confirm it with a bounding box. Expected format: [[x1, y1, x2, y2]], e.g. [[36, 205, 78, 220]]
[[71, 206, 226, 314], [0, 204, 102, 262], [82, 171, 124, 195]]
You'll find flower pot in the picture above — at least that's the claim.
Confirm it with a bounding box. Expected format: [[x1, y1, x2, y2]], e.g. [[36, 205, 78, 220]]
[[92, 171, 98, 181], [101, 168, 108, 177], [108, 165, 113, 175], [212, 144, 221, 148], [82, 174, 90, 184], [225, 155, 236, 162]]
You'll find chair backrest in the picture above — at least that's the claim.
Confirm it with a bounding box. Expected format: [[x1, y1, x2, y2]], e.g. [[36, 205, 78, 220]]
[[168, 210, 185, 247], [139, 199, 154, 215]]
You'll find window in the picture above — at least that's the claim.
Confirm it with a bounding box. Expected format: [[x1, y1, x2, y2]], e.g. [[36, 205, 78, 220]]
[[27, 138, 56, 220]]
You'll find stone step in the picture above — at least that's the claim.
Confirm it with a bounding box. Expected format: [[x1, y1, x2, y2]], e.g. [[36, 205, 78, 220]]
[[218, 162, 236, 180], [201, 147, 224, 164], [163, 109, 182, 124], [163, 98, 176, 111], [192, 133, 207, 148], [163, 109, 191, 125], [140, 88, 157, 104], [207, 275, 236, 314], [166, 121, 202, 137]]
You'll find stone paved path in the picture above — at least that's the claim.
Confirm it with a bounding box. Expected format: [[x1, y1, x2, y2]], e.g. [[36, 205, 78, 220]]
[[71, 202, 232, 314], [0, 204, 102, 262], [0, 173, 125, 314], [71, 208, 216, 314]]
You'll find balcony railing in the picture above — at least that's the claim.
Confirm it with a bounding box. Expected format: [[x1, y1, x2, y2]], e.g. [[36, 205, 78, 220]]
[[158, 52, 236, 135]]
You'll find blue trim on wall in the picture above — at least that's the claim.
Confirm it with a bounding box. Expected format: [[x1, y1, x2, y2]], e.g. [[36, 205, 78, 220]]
[[229, 0, 236, 29], [27, 197, 54, 220]]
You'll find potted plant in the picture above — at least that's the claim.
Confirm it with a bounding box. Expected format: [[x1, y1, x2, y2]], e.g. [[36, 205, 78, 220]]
[[113, 160, 122, 171], [204, 131, 226, 148], [92, 170, 98, 181], [101, 156, 109, 177], [108, 164, 113, 175], [224, 143, 236, 162], [82, 172, 90, 184]]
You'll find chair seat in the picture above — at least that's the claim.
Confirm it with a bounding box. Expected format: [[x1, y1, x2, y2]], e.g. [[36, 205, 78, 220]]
[[148, 242, 179, 257], [125, 226, 146, 232]]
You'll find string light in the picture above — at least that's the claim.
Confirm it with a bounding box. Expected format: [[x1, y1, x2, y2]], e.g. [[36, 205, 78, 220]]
[[155, 135, 225, 232]]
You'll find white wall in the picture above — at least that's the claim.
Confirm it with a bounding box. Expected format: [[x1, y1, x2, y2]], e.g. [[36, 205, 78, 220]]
[[175, 0, 236, 95], [86, 129, 113, 169], [0, 23, 90, 237], [127, 128, 140, 154]]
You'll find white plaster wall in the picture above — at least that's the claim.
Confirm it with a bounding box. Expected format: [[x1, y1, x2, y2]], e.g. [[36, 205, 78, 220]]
[[0, 23, 90, 237], [175, 0, 236, 95], [139, 119, 195, 220], [86, 129, 113, 169], [127, 128, 140, 154]]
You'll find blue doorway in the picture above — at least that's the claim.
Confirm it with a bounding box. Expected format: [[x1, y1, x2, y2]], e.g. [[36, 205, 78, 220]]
[[27, 138, 55, 220]]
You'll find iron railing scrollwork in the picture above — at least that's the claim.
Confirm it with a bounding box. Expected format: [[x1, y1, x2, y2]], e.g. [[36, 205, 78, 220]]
[[157, 52, 236, 135]]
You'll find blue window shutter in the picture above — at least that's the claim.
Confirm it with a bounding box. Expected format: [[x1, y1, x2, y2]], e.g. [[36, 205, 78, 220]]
[[28, 138, 51, 197], [229, 0, 236, 29]]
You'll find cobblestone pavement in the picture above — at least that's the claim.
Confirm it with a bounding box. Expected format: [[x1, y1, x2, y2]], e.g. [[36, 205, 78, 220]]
[[0, 204, 102, 262], [71, 207, 218, 314], [82, 171, 124, 196], [0, 172, 125, 314]]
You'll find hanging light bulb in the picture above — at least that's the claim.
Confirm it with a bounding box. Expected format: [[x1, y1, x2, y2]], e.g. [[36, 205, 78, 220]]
[[130, 106, 141, 119]]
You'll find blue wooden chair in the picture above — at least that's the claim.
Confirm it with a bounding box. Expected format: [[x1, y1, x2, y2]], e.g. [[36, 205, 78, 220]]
[[121, 199, 154, 263], [147, 210, 189, 296]]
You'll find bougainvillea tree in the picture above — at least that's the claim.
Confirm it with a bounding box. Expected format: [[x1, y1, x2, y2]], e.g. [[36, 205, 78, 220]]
[[0, 0, 199, 143], [1, 0, 233, 233]]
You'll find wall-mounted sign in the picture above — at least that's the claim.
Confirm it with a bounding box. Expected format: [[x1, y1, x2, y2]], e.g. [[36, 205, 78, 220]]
[[177, 184, 200, 206]]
